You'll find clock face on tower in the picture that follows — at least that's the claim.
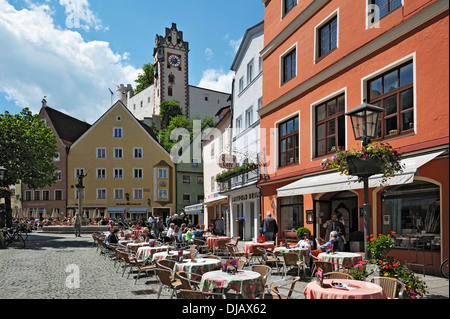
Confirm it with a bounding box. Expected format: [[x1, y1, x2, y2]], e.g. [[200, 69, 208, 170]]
[[168, 54, 181, 67]]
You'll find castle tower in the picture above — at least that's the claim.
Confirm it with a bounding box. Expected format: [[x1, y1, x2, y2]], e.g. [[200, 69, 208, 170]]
[[153, 23, 190, 118], [116, 84, 133, 106]]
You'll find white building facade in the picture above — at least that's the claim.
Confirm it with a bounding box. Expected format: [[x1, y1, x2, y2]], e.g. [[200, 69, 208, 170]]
[[219, 21, 264, 241]]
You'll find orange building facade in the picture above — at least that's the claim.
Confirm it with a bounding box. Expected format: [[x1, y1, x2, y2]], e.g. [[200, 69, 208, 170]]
[[258, 0, 449, 274]]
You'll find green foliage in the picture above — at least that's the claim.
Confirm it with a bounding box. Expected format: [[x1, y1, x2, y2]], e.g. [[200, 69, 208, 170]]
[[366, 232, 395, 260], [348, 231, 427, 299], [296, 227, 311, 237], [215, 162, 258, 181], [134, 63, 154, 94], [321, 141, 404, 184], [160, 100, 183, 129], [0, 108, 58, 188]]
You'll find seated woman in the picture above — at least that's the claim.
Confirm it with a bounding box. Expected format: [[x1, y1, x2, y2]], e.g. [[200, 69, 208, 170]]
[[310, 231, 339, 258], [294, 232, 313, 250]]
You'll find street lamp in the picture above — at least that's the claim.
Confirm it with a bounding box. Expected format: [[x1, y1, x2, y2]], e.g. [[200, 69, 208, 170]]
[[345, 100, 384, 258]]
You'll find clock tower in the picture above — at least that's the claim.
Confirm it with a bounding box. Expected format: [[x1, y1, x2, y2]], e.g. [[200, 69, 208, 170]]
[[154, 23, 190, 118]]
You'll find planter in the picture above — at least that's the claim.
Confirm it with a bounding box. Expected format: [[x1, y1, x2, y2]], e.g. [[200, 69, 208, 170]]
[[346, 155, 383, 177]]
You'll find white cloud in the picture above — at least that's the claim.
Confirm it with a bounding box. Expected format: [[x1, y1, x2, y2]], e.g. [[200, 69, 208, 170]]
[[197, 69, 234, 94], [204, 48, 214, 60], [59, 0, 106, 32], [229, 37, 243, 53], [0, 0, 138, 123]]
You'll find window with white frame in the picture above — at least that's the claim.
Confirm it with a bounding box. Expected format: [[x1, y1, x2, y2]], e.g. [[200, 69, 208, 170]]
[[282, 48, 296, 83], [158, 168, 167, 179], [54, 190, 63, 200], [75, 168, 84, 179], [284, 0, 297, 15], [54, 152, 60, 162], [134, 188, 144, 200], [211, 141, 215, 158], [114, 148, 123, 159], [97, 189, 106, 200], [133, 168, 143, 179], [57, 171, 62, 181], [134, 147, 143, 158], [97, 168, 106, 179], [236, 116, 242, 134], [42, 190, 50, 201], [114, 188, 124, 199], [114, 168, 123, 179], [97, 148, 106, 159], [368, 0, 402, 26], [238, 77, 244, 93], [25, 190, 32, 201], [113, 127, 123, 138], [183, 175, 191, 184], [245, 107, 253, 128], [247, 59, 254, 85], [316, 13, 338, 59]]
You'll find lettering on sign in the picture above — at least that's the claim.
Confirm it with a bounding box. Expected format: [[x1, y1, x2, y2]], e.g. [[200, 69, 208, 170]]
[[219, 154, 237, 169], [231, 192, 259, 202]]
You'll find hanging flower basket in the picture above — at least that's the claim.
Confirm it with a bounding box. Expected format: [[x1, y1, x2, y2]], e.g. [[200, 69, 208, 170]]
[[321, 142, 404, 185]]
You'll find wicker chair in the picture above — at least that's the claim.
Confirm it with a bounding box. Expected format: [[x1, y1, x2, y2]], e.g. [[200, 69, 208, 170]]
[[270, 276, 304, 299], [176, 271, 201, 290], [213, 239, 229, 257], [245, 264, 272, 293], [282, 252, 304, 277], [323, 272, 354, 280], [256, 247, 282, 274], [193, 238, 210, 254], [155, 268, 183, 299], [371, 276, 405, 299], [133, 258, 157, 284], [202, 254, 222, 261], [156, 258, 177, 273], [311, 260, 334, 277], [226, 244, 247, 260], [248, 246, 266, 265]]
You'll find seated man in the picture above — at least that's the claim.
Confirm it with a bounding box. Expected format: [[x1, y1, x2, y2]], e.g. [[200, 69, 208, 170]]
[[310, 231, 339, 258]]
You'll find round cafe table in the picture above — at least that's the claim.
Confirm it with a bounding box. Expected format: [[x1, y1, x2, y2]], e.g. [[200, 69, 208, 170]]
[[175, 258, 223, 281], [318, 252, 362, 271], [152, 250, 191, 262], [136, 245, 170, 260], [304, 279, 387, 299], [200, 270, 265, 299]]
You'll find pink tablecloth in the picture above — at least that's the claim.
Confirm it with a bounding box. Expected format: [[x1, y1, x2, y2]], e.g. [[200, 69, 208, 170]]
[[304, 279, 387, 299], [206, 236, 231, 249], [244, 242, 275, 257]]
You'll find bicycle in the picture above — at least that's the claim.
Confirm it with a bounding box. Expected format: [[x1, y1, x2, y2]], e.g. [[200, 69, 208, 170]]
[[1, 226, 26, 248], [441, 258, 449, 279]]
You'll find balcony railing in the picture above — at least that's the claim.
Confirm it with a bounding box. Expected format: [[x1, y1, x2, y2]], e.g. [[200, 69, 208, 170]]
[[216, 163, 260, 193]]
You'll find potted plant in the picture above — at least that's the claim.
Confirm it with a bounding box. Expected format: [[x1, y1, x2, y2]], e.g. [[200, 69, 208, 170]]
[[349, 230, 364, 252], [296, 227, 311, 238], [321, 142, 404, 185]]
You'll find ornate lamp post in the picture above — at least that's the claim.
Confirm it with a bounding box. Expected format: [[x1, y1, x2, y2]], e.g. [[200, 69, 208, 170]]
[[345, 100, 384, 258]]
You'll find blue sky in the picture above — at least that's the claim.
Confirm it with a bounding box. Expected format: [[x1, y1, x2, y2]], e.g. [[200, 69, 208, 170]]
[[0, 0, 264, 123]]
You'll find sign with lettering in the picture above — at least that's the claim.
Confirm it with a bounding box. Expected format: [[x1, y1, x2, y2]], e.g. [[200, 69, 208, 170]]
[[231, 192, 259, 202], [219, 154, 237, 169]]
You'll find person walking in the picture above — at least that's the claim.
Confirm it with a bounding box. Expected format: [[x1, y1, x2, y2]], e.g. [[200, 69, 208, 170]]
[[72, 212, 81, 237], [261, 211, 278, 242]]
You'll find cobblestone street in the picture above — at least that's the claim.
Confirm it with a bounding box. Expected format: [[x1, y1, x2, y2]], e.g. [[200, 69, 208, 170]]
[[0, 232, 448, 300]]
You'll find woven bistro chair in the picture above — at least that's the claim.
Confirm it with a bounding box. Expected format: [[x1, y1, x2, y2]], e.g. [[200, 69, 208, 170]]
[[270, 276, 304, 299], [371, 276, 405, 299], [311, 260, 334, 277], [213, 239, 229, 257], [176, 271, 201, 290], [193, 238, 210, 254], [323, 272, 354, 280], [282, 252, 304, 277], [155, 268, 183, 299], [133, 258, 157, 284]]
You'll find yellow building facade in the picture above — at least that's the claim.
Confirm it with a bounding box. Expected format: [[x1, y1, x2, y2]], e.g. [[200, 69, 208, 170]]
[[67, 101, 175, 222]]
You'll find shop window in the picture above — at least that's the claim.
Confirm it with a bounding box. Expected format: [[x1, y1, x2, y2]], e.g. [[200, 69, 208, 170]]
[[381, 181, 440, 248], [280, 196, 304, 238]]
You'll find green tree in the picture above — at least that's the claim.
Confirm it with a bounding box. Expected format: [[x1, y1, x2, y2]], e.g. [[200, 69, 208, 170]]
[[134, 63, 154, 94], [160, 100, 183, 129], [0, 108, 59, 227]]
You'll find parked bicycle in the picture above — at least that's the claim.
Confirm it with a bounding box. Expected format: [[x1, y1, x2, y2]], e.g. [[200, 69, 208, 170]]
[[441, 258, 449, 279], [1, 226, 26, 248]]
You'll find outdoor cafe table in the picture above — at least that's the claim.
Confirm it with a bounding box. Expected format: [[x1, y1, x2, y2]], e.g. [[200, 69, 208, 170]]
[[136, 245, 170, 260], [303, 279, 387, 299], [244, 242, 276, 258], [206, 236, 231, 250], [152, 250, 191, 262], [318, 252, 362, 271], [274, 246, 309, 266], [199, 270, 265, 299], [175, 258, 223, 281]]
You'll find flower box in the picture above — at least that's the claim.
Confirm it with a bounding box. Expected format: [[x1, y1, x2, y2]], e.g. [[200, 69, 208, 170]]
[[346, 155, 383, 177]]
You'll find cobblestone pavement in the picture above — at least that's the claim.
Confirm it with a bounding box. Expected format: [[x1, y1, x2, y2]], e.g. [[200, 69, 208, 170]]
[[0, 232, 448, 300]]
